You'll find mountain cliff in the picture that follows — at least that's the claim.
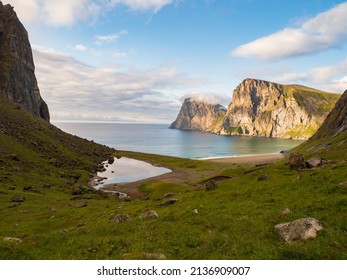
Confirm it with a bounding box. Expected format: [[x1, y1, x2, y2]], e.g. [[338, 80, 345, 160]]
[[0, 2, 49, 121], [171, 79, 340, 139], [170, 97, 226, 132]]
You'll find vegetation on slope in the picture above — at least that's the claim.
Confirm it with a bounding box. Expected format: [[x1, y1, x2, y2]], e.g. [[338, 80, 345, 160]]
[[1, 94, 346, 259]]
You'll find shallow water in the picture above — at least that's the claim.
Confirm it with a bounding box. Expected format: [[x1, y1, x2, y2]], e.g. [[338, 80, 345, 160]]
[[96, 157, 171, 185]]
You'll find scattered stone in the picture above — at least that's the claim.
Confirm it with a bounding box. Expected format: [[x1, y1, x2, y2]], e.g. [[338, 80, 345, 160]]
[[205, 180, 218, 191], [23, 186, 32, 191], [164, 192, 174, 198], [8, 186, 16, 190], [42, 183, 51, 188], [289, 153, 305, 170], [73, 202, 88, 208], [141, 210, 159, 219], [49, 215, 55, 219], [0, 190, 8, 194], [282, 208, 292, 215], [72, 187, 83, 195], [258, 174, 270, 181], [145, 253, 166, 260], [274, 217, 323, 242], [113, 213, 130, 223], [108, 157, 115, 164], [3, 237, 22, 243], [51, 207, 56, 212], [159, 199, 178, 206], [193, 209, 199, 215], [339, 181, 347, 187], [11, 195, 25, 203], [8, 203, 17, 208], [305, 157, 323, 168], [19, 210, 30, 213]]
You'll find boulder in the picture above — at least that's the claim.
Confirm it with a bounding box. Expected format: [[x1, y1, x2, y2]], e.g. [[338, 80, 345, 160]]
[[289, 153, 305, 170], [274, 217, 323, 242], [305, 157, 323, 168], [113, 213, 130, 223], [205, 180, 218, 191], [164, 192, 174, 198], [282, 208, 292, 215], [141, 210, 159, 219], [258, 174, 270, 181], [3, 237, 22, 243], [159, 199, 178, 206], [11, 195, 25, 202], [73, 202, 88, 208]]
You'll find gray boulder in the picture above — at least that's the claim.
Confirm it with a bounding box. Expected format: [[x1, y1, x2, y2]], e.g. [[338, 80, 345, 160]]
[[114, 213, 130, 223], [289, 153, 305, 170], [141, 210, 159, 219], [305, 157, 323, 168], [274, 217, 323, 242]]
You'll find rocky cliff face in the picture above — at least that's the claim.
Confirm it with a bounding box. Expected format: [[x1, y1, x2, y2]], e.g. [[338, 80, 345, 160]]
[[0, 2, 49, 121], [170, 98, 226, 132], [213, 79, 340, 139], [310, 89, 347, 141]]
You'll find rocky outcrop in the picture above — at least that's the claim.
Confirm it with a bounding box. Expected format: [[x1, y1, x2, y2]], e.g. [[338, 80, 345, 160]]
[[0, 2, 49, 121], [170, 98, 226, 132], [171, 79, 340, 139], [214, 79, 340, 139], [310, 89, 347, 140], [274, 217, 323, 242]]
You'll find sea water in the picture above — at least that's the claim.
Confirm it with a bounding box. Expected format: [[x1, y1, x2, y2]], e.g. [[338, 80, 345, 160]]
[[54, 122, 303, 159]]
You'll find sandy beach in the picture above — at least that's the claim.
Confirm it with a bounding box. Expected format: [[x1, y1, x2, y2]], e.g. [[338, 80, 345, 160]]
[[205, 153, 285, 164], [99, 153, 285, 198]]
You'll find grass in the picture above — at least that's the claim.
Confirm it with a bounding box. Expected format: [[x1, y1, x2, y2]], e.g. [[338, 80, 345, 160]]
[[0, 96, 346, 260]]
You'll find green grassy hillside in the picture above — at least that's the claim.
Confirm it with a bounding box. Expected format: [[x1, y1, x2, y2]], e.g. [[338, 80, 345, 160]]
[[0, 95, 346, 260]]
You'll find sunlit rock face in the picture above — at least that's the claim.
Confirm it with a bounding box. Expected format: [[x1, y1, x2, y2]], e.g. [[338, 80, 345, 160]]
[[170, 97, 227, 132], [0, 2, 50, 121]]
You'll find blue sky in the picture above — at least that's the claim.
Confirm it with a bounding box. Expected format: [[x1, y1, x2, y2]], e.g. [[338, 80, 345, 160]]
[[4, 0, 347, 123]]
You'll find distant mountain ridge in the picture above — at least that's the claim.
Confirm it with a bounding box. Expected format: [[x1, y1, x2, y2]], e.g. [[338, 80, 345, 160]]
[[0, 1, 49, 121], [171, 79, 340, 139]]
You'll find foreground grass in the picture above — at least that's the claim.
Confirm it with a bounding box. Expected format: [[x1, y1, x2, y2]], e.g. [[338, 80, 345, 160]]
[[0, 96, 346, 259], [0, 148, 346, 259]]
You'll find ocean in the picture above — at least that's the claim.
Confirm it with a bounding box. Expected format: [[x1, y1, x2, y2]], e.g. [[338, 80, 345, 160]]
[[54, 122, 303, 159]]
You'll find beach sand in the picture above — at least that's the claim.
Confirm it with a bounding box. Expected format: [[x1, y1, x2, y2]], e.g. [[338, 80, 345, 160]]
[[205, 153, 285, 164], [100, 153, 285, 198]]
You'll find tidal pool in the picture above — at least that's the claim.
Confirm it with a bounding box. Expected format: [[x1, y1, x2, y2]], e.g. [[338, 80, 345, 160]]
[[96, 157, 171, 186]]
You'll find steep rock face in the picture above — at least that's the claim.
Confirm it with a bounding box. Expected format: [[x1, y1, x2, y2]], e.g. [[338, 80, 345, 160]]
[[310, 89, 347, 140], [214, 79, 340, 139], [0, 2, 49, 121], [170, 98, 226, 132]]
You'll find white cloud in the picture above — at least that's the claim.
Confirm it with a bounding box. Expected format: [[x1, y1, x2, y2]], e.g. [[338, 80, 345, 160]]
[[232, 2, 347, 60], [108, 0, 173, 13], [273, 58, 347, 93], [5, 0, 174, 27], [181, 92, 229, 107], [32, 46, 202, 122], [95, 30, 128, 45], [75, 44, 88, 51]]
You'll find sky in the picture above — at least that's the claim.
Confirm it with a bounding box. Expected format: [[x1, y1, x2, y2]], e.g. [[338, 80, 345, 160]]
[[4, 0, 347, 123]]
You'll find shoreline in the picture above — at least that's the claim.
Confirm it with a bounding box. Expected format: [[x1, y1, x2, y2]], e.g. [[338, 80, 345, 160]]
[[203, 153, 285, 164]]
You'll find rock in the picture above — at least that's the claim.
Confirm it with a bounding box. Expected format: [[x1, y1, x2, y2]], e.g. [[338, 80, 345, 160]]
[[0, 3, 50, 121], [159, 199, 178, 206], [164, 192, 174, 198], [23, 186, 32, 191], [170, 97, 227, 132], [258, 174, 270, 181], [3, 237, 22, 243], [305, 157, 323, 168], [141, 210, 159, 219], [144, 253, 166, 260], [289, 153, 305, 170], [282, 208, 292, 215], [108, 157, 115, 164], [72, 187, 83, 195], [274, 217, 323, 242], [42, 184, 51, 188], [193, 209, 199, 215], [73, 202, 88, 208], [8, 186, 16, 190], [113, 213, 130, 223], [11, 195, 25, 202], [205, 180, 218, 191]]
